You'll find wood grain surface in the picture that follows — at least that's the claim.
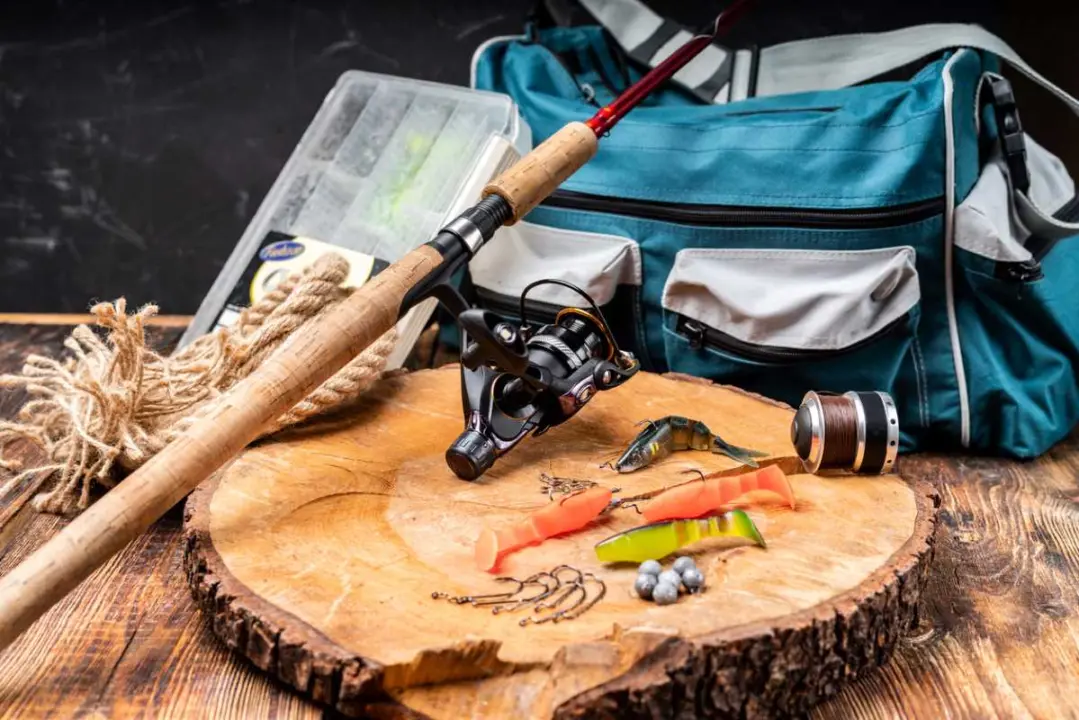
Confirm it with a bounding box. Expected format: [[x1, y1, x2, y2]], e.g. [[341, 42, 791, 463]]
[[0, 314, 194, 327], [1, 320, 1078, 718]]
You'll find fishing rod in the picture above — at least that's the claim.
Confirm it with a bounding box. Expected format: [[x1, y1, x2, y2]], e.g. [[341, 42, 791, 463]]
[[0, 0, 755, 651]]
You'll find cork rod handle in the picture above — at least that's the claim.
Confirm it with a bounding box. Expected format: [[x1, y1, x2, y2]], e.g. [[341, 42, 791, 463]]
[[483, 121, 598, 223], [0, 245, 444, 651]]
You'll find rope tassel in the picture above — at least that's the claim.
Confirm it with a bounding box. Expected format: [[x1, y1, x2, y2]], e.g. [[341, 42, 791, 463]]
[[0, 253, 396, 516]]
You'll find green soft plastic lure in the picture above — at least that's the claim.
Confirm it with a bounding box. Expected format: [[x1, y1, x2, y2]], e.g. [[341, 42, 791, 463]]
[[594, 510, 766, 564]]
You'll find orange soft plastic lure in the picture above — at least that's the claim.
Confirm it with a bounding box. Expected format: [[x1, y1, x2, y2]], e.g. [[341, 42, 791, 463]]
[[475, 487, 613, 572], [642, 465, 795, 523]]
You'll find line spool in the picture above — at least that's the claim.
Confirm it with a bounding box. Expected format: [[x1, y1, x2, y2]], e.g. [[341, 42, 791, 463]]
[[790, 391, 899, 474]]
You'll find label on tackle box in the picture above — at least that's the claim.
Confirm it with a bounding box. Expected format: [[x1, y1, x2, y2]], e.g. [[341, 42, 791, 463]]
[[209, 232, 390, 332]]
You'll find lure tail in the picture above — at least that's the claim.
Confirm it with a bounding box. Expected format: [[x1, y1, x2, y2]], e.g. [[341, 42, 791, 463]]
[[720, 509, 767, 549], [711, 435, 768, 468], [751, 465, 796, 509]]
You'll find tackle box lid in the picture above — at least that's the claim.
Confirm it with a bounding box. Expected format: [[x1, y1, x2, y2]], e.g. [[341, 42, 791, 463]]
[[182, 69, 531, 366]]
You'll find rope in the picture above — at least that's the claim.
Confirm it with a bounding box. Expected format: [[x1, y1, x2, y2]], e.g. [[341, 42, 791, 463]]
[[0, 252, 396, 516]]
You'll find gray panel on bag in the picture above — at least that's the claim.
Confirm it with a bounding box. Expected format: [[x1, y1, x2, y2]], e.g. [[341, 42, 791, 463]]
[[662, 246, 921, 351], [469, 221, 642, 307]]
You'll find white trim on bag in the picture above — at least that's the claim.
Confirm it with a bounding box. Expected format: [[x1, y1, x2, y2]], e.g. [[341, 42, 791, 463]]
[[943, 50, 972, 447], [470, 34, 527, 89]]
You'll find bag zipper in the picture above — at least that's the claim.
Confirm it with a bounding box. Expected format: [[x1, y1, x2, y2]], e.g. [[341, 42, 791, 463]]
[[675, 313, 909, 363], [720, 105, 841, 117], [542, 190, 944, 230]]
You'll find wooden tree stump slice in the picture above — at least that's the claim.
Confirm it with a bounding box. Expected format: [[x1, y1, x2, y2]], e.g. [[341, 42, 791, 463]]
[[184, 367, 938, 719]]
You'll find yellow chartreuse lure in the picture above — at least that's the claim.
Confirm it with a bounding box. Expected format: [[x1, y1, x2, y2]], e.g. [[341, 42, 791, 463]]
[[594, 510, 766, 564]]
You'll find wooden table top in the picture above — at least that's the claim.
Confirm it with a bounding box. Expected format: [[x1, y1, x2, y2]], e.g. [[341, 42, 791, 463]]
[[1, 317, 1077, 719]]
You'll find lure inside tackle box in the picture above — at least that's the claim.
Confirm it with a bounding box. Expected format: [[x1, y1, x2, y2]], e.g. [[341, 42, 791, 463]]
[[183, 368, 938, 719]]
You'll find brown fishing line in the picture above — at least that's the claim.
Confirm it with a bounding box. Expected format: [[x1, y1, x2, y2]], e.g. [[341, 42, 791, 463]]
[[818, 394, 860, 470]]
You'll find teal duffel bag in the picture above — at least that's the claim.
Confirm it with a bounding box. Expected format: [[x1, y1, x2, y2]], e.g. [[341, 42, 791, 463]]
[[466, 0, 1079, 458]]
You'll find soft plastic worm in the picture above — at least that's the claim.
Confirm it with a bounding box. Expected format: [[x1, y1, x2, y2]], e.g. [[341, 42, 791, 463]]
[[642, 465, 796, 523], [594, 510, 766, 564], [475, 487, 613, 572]]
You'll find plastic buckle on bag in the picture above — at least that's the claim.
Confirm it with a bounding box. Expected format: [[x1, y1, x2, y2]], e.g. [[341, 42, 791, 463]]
[[988, 76, 1030, 194], [996, 257, 1044, 282], [682, 320, 706, 349]]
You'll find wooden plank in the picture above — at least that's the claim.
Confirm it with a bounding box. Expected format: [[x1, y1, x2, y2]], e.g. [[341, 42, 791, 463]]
[[0, 314, 192, 328], [815, 449, 1079, 718], [0, 322, 320, 719]]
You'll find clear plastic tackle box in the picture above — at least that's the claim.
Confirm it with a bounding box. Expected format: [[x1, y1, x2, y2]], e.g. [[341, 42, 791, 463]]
[[181, 70, 531, 368]]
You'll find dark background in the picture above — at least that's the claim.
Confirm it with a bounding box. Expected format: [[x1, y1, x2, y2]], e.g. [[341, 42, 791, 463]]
[[1, 0, 1075, 314]]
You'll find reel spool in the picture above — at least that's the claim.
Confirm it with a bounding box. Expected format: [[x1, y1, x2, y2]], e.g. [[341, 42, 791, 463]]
[[790, 391, 899, 475]]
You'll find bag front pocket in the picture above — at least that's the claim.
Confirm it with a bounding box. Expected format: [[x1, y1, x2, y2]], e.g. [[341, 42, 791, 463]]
[[661, 246, 924, 425], [467, 219, 649, 367]]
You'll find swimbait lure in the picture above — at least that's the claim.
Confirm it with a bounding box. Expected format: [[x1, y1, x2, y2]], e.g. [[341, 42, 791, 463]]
[[608, 416, 767, 473], [594, 510, 766, 564], [475, 487, 612, 572], [642, 465, 796, 523]]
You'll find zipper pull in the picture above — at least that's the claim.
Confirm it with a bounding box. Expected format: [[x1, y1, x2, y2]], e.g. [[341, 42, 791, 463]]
[[682, 319, 706, 349], [996, 258, 1043, 282]]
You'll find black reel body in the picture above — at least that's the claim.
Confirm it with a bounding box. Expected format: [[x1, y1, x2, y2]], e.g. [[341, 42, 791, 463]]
[[443, 282, 639, 480]]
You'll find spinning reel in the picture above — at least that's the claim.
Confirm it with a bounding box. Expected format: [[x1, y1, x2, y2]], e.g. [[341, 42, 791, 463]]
[[440, 280, 640, 480]]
